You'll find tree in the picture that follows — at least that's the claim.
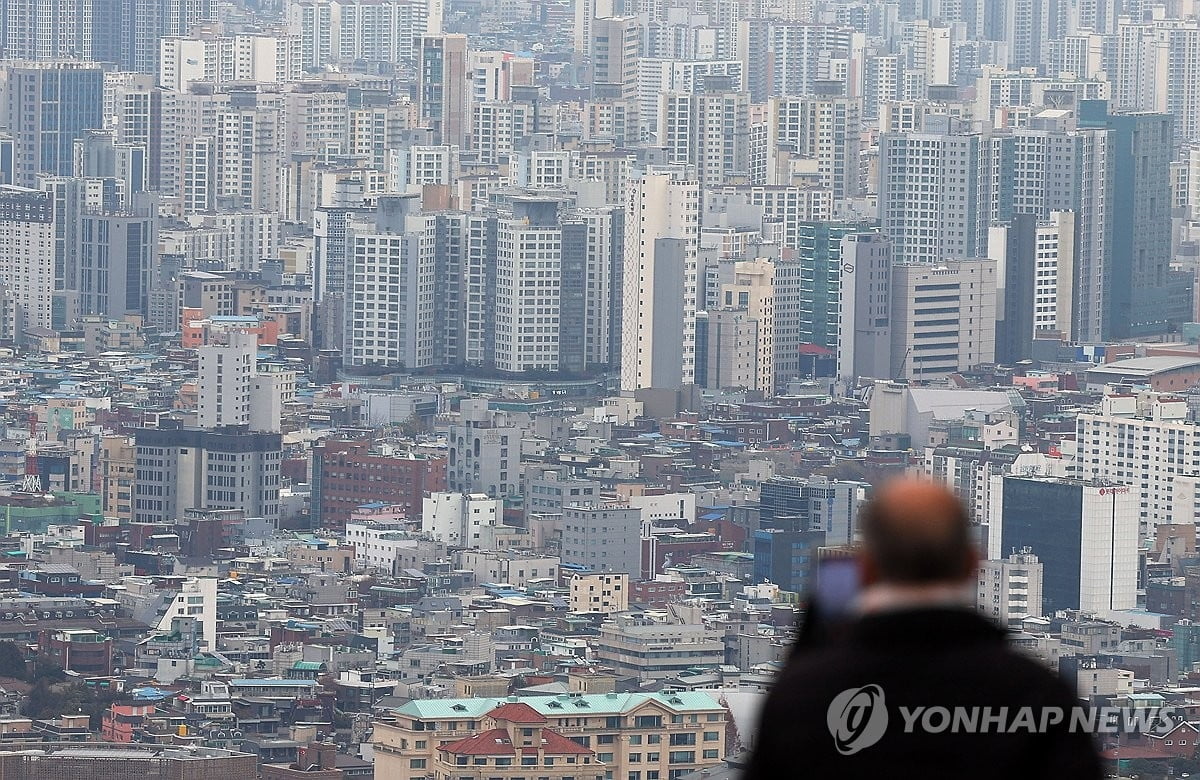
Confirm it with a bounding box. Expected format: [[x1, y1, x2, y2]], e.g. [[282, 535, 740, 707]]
[[0, 642, 26, 680]]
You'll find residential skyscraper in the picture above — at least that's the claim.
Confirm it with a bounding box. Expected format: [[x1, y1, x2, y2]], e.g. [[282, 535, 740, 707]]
[[119, 0, 212, 73], [879, 117, 988, 265], [343, 195, 438, 370], [762, 94, 863, 196], [0, 186, 55, 338], [1, 0, 115, 60], [197, 331, 255, 429], [418, 34, 470, 148], [989, 109, 1108, 342], [658, 85, 750, 188], [621, 170, 700, 391]]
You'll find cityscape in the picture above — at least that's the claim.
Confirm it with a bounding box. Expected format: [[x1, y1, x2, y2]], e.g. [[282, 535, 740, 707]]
[[1, 0, 1200, 776]]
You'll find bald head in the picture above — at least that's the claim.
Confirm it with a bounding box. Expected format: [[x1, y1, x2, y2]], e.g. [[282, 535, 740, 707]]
[[858, 479, 977, 586]]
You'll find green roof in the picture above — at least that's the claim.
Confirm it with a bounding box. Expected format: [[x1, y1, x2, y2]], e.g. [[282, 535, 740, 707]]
[[292, 661, 325, 671], [391, 692, 724, 720]]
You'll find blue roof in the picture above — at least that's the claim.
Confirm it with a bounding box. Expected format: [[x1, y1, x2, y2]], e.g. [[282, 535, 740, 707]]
[[713, 440, 747, 448]]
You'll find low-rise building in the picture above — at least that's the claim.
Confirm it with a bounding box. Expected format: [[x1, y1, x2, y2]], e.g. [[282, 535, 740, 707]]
[[373, 692, 727, 780], [569, 573, 629, 614]]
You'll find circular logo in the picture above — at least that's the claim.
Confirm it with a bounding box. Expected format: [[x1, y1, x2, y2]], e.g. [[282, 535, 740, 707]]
[[827, 684, 889, 755]]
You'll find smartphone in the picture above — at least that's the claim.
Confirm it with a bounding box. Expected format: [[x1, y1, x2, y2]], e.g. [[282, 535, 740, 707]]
[[793, 556, 861, 653], [813, 556, 861, 621]]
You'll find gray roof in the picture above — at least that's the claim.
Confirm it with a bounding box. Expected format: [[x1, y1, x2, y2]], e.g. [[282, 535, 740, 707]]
[[906, 388, 1018, 418], [1088, 356, 1200, 376]]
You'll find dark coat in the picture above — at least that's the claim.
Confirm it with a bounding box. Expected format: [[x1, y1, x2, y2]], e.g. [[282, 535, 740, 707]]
[[744, 608, 1104, 779]]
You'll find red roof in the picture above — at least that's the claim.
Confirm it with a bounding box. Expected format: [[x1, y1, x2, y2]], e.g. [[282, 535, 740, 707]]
[[487, 702, 548, 724], [437, 728, 595, 757]]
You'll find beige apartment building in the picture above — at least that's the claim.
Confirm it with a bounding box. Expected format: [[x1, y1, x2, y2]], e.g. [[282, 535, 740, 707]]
[[373, 691, 727, 780], [569, 573, 629, 614]]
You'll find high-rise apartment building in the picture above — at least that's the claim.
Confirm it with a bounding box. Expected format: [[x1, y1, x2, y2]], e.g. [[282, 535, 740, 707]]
[[739, 21, 860, 101], [658, 86, 749, 188], [343, 195, 438, 370], [0, 187, 55, 338], [418, 34, 470, 147], [494, 202, 563, 373], [197, 331, 255, 429], [637, 58, 743, 134], [1075, 390, 1200, 539], [159, 34, 303, 91], [0, 0, 115, 60], [990, 109, 1108, 342], [119, 0, 213, 73], [621, 170, 700, 391], [289, 0, 438, 69], [879, 116, 988, 265], [763, 94, 863, 196], [1114, 18, 1200, 146]]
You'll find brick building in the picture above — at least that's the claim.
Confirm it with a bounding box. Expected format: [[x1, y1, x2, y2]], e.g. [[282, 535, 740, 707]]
[[313, 440, 446, 527]]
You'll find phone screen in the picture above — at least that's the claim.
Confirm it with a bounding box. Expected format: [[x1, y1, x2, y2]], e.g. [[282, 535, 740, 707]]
[[814, 557, 860, 619]]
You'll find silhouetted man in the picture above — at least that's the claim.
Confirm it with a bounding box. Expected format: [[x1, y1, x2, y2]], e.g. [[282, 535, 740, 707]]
[[744, 479, 1103, 779]]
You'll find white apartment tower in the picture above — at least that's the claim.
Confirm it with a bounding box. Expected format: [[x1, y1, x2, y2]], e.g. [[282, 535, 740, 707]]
[[159, 34, 303, 91], [658, 89, 750, 188], [764, 95, 862, 197], [197, 330, 255, 429], [621, 171, 700, 391], [1076, 390, 1200, 539], [494, 215, 562, 373], [1114, 18, 1200, 145], [879, 117, 988, 264], [0, 187, 55, 337], [344, 195, 437, 370]]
